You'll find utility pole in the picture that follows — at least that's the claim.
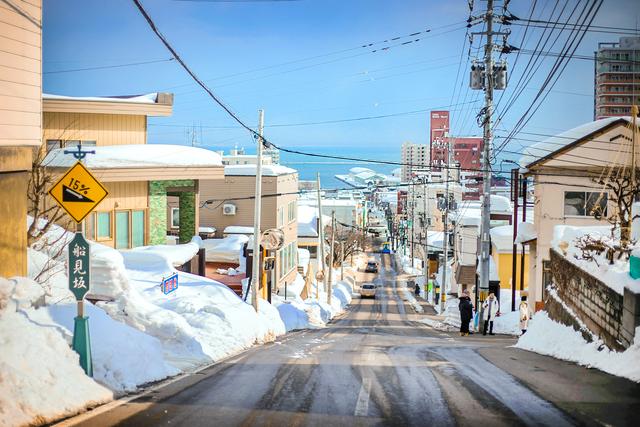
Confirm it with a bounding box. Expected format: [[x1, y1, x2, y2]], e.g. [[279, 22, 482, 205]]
[[422, 176, 429, 298], [469, 0, 508, 301], [441, 142, 451, 312], [316, 173, 326, 297], [328, 211, 336, 305], [340, 241, 345, 281], [411, 179, 415, 263], [250, 109, 264, 311]]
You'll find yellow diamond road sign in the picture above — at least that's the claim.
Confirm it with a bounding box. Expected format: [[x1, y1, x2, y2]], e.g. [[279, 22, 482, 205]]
[[48, 161, 108, 223]]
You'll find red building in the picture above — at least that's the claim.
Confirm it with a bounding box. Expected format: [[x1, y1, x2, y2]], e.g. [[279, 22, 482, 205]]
[[429, 110, 449, 166], [451, 137, 483, 201]]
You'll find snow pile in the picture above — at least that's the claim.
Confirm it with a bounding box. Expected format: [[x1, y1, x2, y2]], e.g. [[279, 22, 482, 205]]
[[298, 248, 311, 274], [101, 250, 286, 370], [28, 303, 179, 393], [128, 237, 200, 267], [201, 234, 249, 263], [0, 277, 112, 426], [400, 287, 424, 313], [552, 225, 638, 294], [490, 194, 513, 214], [515, 311, 640, 382]]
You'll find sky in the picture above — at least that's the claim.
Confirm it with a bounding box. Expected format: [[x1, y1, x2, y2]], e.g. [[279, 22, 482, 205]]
[[43, 0, 640, 164]]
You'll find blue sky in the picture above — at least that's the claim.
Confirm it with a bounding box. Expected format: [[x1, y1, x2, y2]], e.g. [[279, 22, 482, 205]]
[[43, 0, 639, 162]]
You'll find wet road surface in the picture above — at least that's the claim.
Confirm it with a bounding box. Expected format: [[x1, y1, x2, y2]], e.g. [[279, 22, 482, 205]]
[[71, 254, 640, 427]]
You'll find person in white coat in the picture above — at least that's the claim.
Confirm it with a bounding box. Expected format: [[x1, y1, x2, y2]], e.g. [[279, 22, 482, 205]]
[[519, 295, 531, 334], [482, 293, 500, 335]]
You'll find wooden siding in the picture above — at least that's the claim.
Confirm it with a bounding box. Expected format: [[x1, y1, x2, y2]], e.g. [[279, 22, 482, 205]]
[[0, 0, 42, 148], [43, 112, 147, 146]]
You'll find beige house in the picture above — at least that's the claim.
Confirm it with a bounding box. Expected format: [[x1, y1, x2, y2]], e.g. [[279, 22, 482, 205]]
[[0, 0, 42, 277], [42, 93, 224, 248], [199, 164, 299, 290], [520, 117, 636, 308]]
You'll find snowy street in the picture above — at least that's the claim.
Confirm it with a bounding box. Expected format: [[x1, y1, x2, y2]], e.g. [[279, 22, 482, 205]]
[[63, 254, 640, 427]]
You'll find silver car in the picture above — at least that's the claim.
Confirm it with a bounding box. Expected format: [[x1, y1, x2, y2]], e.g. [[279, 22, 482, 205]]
[[360, 283, 376, 298]]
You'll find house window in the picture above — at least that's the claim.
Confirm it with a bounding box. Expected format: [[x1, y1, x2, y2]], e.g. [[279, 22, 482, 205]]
[[46, 139, 63, 152], [132, 210, 145, 248], [115, 211, 130, 249], [85, 212, 96, 240], [563, 191, 607, 217], [63, 140, 97, 149], [277, 206, 285, 227], [171, 207, 180, 228], [287, 200, 296, 223], [96, 212, 112, 240]]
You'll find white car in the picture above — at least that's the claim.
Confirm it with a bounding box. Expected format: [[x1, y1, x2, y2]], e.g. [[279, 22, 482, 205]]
[[360, 283, 376, 298]]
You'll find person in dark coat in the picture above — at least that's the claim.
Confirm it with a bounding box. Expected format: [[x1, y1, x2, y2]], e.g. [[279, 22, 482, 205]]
[[459, 290, 474, 336]]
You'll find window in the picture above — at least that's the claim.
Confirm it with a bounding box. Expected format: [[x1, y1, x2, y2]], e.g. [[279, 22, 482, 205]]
[[278, 241, 298, 279], [171, 207, 180, 228], [287, 200, 296, 223], [277, 206, 285, 227], [63, 140, 97, 149], [132, 210, 145, 248], [96, 212, 112, 240], [85, 212, 96, 240], [115, 211, 130, 249], [46, 140, 62, 152], [563, 191, 607, 217]]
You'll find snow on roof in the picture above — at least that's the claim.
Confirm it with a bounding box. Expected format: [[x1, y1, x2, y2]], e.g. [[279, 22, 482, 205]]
[[490, 225, 514, 252], [297, 205, 331, 237], [491, 195, 513, 214], [44, 144, 223, 169], [350, 167, 373, 175], [43, 92, 158, 104], [223, 226, 255, 235], [299, 198, 358, 207], [519, 117, 629, 168], [201, 235, 249, 263], [224, 164, 297, 176], [515, 222, 537, 244]]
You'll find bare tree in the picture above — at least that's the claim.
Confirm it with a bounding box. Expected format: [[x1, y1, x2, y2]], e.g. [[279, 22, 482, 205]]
[[591, 166, 640, 248], [325, 224, 369, 267], [27, 144, 73, 287]]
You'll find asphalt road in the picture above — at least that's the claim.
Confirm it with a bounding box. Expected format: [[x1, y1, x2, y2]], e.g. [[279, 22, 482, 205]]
[[71, 254, 640, 427]]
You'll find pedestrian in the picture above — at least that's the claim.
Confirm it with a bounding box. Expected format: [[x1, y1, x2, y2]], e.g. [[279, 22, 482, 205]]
[[458, 290, 474, 336], [414, 282, 420, 297], [519, 295, 531, 335], [427, 273, 435, 302], [482, 292, 500, 336]]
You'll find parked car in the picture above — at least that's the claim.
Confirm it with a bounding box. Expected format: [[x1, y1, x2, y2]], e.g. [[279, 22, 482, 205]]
[[365, 261, 379, 273], [360, 283, 376, 298]]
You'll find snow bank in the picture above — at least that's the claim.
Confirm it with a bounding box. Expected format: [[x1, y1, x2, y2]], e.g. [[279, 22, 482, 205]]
[[552, 225, 638, 295], [201, 235, 248, 263], [0, 278, 112, 427], [515, 222, 536, 244], [28, 303, 179, 393], [128, 237, 200, 267], [515, 311, 640, 382]]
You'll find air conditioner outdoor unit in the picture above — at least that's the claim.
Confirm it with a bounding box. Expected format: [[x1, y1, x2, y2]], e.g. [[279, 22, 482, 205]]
[[223, 204, 236, 215]]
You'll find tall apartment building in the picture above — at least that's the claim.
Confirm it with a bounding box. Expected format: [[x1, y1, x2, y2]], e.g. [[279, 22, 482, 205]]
[[430, 110, 450, 167], [400, 142, 429, 181], [594, 36, 640, 120], [450, 137, 483, 201]]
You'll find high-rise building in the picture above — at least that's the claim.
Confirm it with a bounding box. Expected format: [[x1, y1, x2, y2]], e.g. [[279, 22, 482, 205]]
[[430, 110, 450, 166], [594, 36, 640, 120], [401, 142, 429, 181], [451, 136, 483, 200]]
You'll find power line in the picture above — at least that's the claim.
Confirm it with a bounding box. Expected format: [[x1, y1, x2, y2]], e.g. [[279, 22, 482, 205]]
[[43, 58, 174, 74]]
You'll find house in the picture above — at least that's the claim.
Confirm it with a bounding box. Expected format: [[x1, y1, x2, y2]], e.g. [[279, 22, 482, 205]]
[[297, 204, 331, 258], [199, 164, 299, 293], [489, 225, 530, 293], [519, 117, 636, 308], [42, 93, 224, 248], [0, 0, 42, 277]]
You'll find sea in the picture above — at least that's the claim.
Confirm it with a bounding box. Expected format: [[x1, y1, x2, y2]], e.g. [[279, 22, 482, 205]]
[[206, 145, 401, 189]]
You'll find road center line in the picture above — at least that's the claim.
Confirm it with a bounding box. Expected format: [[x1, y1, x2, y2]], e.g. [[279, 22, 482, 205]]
[[354, 377, 372, 416]]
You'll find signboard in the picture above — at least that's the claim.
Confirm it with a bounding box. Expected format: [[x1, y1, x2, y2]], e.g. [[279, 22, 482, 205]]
[[68, 232, 91, 301], [48, 161, 108, 223], [161, 273, 179, 295]]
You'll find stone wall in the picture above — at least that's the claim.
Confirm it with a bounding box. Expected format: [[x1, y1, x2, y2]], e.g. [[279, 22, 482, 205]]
[[549, 249, 638, 350]]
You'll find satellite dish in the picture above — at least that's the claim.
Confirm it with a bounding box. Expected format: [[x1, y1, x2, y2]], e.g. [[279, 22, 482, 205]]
[[260, 228, 285, 250]]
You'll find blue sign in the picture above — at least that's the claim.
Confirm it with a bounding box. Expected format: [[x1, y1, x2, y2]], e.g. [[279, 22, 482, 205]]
[[161, 273, 179, 295]]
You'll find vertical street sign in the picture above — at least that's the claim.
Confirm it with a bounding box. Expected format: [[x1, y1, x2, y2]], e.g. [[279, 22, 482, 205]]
[[68, 232, 93, 377], [68, 233, 90, 301]]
